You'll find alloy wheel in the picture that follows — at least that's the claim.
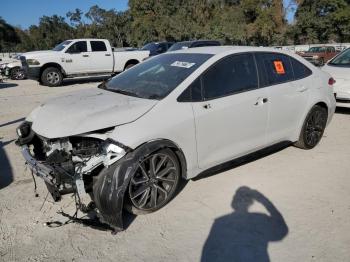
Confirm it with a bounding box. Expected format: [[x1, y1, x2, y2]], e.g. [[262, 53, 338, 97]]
[[129, 152, 179, 211], [12, 68, 25, 80], [305, 109, 327, 147]]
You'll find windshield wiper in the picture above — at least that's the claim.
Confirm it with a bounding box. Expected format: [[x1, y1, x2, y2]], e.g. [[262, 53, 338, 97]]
[[109, 89, 141, 98]]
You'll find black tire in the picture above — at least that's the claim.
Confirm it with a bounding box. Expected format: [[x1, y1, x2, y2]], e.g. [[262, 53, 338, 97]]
[[124, 63, 137, 70], [125, 148, 181, 215], [294, 105, 328, 150], [41, 67, 63, 87], [10, 67, 26, 80], [318, 58, 325, 67]]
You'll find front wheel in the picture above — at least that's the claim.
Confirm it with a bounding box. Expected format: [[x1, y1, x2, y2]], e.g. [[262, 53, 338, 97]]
[[10, 67, 26, 80], [41, 67, 63, 87], [294, 105, 328, 149], [126, 148, 181, 215]]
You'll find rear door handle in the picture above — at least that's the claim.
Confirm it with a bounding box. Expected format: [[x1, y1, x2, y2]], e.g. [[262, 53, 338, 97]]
[[255, 97, 268, 106], [105, 54, 111, 56], [83, 54, 89, 57], [297, 86, 308, 93]]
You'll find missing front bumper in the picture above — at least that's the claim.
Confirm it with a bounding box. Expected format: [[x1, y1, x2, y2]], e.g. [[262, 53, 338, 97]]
[[21, 145, 74, 201]]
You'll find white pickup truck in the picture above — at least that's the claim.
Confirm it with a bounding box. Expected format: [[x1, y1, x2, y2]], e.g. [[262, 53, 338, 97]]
[[21, 39, 150, 86]]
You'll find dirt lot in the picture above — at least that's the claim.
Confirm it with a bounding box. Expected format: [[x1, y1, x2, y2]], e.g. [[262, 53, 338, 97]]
[[1, 79, 350, 262]]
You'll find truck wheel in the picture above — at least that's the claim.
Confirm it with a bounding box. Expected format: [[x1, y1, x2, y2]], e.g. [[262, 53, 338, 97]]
[[41, 67, 63, 87], [124, 63, 137, 70], [318, 58, 325, 66], [294, 105, 327, 150], [10, 67, 26, 80]]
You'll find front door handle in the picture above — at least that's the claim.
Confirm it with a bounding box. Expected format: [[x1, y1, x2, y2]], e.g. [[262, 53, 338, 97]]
[[83, 54, 89, 57], [203, 103, 211, 109]]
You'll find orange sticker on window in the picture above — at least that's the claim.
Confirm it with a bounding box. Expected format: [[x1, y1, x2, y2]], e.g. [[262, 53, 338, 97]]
[[274, 61, 285, 74]]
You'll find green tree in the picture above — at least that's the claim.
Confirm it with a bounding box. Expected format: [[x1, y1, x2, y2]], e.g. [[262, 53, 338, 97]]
[[291, 0, 350, 43]]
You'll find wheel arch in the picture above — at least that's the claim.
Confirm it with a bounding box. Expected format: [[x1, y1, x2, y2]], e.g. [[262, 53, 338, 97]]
[[124, 59, 140, 70], [40, 62, 66, 78], [294, 100, 330, 142], [134, 139, 188, 179]]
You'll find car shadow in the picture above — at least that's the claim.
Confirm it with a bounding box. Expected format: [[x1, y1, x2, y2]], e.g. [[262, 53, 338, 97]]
[[335, 107, 350, 115], [193, 142, 291, 181], [201, 186, 288, 262], [0, 82, 18, 89], [0, 117, 25, 128], [61, 76, 111, 86], [0, 139, 15, 190]]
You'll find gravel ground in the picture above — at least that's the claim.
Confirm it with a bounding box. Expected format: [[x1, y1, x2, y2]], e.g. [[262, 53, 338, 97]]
[[1, 79, 350, 262]]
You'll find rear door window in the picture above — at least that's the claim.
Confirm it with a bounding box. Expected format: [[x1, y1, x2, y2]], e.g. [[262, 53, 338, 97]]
[[202, 53, 259, 100], [255, 53, 293, 86], [91, 41, 107, 52], [290, 57, 312, 80]]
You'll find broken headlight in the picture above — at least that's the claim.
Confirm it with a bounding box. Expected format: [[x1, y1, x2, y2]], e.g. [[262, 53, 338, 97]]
[[102, 139, 128, 166]]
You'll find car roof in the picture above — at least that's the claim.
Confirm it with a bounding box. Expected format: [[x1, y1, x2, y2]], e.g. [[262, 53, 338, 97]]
[[67, 39, 109, 41], [170, 46, 290, 55]]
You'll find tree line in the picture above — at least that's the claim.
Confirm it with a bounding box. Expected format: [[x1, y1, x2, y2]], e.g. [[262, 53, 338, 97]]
[[1, 0, 350, 52]]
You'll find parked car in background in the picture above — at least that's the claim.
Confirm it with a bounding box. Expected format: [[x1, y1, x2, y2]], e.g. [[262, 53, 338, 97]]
[[298, 46, 339, 66], [21, 38, 150, 87], [3, 55, 26, 80], [167, 40, 221, 52], [322, 48, 350, 108], [0, 54, 26, 80], [142, 42, 174, 56], [16, 46, 335, 232]]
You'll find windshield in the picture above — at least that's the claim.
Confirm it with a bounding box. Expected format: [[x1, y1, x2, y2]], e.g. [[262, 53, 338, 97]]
[[104, 53, 213, 100], [329, 48, 350, 66], [167, 42, 192, 52], [52, 40, 72, 51], [308, 47, 326, 53]]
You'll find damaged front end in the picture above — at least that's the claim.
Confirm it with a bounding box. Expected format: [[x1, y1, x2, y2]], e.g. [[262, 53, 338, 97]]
[[16, 121, 132, 231]]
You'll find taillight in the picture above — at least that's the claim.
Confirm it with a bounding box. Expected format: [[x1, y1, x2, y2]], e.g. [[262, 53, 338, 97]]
[[328, 77, 336, 86]]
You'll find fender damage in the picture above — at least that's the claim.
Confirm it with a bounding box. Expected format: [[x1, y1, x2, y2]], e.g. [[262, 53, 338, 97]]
[[93, 139, 186, 231], [17, 118, 186, 231]]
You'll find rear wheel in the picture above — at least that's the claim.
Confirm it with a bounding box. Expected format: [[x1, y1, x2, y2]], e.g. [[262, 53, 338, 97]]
[[126, 148, 181, 215], [294, 105, 328, 149], [41, 67, 63, 87], [124, 63, 137, 70]]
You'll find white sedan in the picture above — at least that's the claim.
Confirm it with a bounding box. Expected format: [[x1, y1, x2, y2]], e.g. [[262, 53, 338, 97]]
[[16, 46, 336, 232], [322, 48, 350, 108]]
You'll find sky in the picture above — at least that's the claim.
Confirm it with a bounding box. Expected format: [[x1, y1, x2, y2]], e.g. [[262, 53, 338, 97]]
[[0, 0, 129, 28], [0, 0, 296, 29]]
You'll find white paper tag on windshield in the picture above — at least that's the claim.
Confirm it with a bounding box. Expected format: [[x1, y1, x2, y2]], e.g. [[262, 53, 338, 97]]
[[171, 61, 196, 68]]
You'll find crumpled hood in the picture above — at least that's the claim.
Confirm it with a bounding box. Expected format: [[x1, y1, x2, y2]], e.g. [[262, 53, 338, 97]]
[[29, 88, 157, 138]]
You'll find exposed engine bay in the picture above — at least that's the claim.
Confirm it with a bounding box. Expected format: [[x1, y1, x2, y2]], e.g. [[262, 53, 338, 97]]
[[16, 121, 131, 231]]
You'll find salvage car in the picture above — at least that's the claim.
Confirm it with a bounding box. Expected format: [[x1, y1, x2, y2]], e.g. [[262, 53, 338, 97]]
[[21, 38, 150, 87], [322, 48, 350, 108], [16, 46, 336, 232], [0, 55, 26, 80], [298, 46, 339, 66]]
